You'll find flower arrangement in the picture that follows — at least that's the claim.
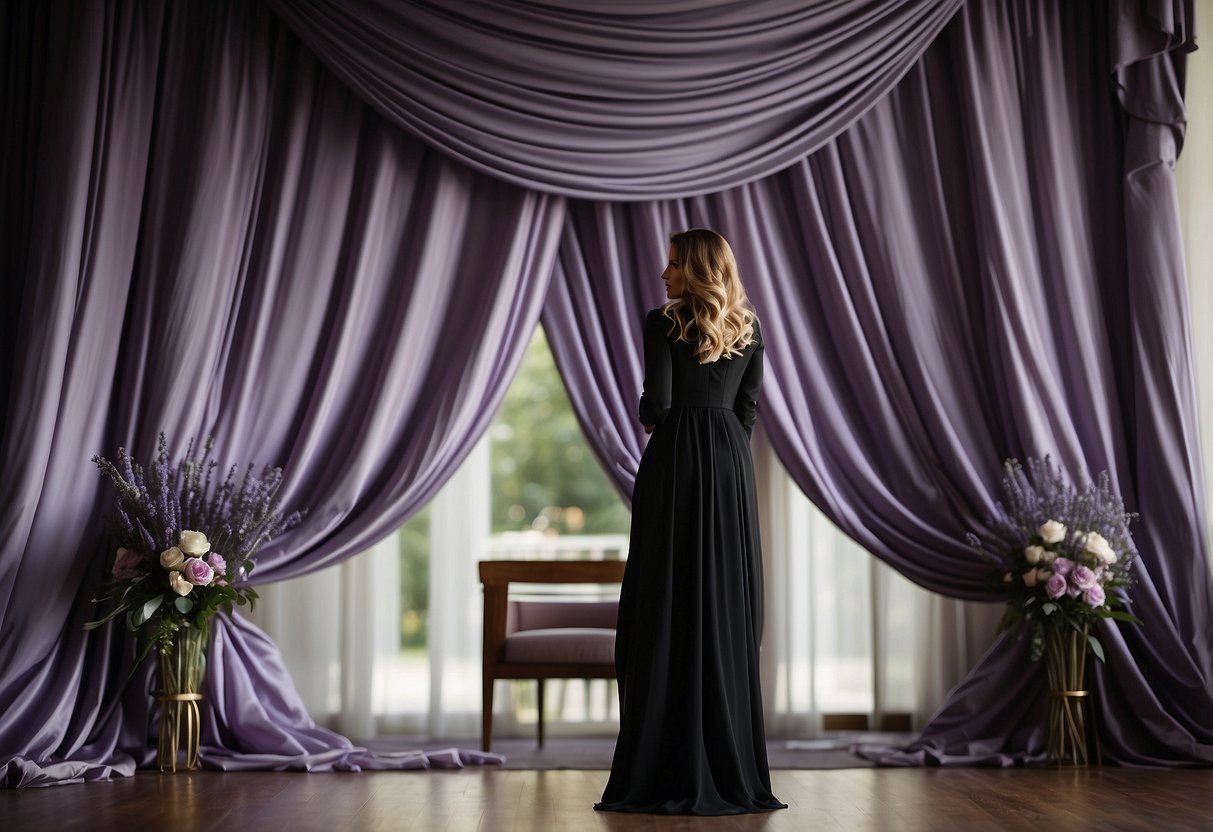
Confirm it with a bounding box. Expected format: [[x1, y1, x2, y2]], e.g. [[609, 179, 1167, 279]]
[[86, 434, 302, 667], [968, 457, 1140, 663]]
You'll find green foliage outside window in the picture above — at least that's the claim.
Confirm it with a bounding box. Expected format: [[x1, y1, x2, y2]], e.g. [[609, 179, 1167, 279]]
[[398, 506, 429, 649], [490, 328, 631, 536]]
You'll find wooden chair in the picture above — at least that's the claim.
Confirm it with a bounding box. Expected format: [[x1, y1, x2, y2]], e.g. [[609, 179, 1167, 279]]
[[479, 559, 626, 752]]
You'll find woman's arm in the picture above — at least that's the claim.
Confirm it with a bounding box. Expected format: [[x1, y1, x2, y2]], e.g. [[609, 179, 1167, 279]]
[[734, 324, 763, 438], [638, 309, 671, 429]]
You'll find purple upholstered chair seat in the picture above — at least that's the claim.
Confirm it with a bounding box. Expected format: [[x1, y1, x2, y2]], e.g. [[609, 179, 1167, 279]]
[[500, 627, 616, 665]]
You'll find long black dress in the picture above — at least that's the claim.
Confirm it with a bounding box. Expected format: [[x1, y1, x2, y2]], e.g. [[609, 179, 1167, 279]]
[[595, 308, 785, 815]]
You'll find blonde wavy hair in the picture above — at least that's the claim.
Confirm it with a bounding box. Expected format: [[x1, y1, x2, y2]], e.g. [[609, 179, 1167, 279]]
[[663, 228, 757, 363]]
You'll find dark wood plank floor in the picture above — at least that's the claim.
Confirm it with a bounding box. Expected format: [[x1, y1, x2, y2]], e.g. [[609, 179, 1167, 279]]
[[3, 766, 1211, 831]]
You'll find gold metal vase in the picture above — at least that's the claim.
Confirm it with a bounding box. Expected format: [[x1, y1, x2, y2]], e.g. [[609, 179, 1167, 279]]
[[157, 623, 207, 772], [1043, 624, 1099, 766]]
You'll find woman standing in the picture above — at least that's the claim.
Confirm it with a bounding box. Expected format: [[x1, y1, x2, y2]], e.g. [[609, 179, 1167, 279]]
[[595, 229, 785, 815]]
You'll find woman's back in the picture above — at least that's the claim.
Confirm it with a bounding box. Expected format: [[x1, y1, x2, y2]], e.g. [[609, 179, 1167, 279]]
[[639, 308, 764, 437]]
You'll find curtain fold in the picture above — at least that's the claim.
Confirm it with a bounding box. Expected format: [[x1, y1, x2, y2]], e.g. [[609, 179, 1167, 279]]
[[264, 0, 964, 199], [0, 0, 563, 786]]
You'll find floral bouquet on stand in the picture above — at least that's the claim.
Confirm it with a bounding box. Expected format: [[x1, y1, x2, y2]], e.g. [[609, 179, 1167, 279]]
[[967, 457, 1140, 766], [87, 434, 302, 771]]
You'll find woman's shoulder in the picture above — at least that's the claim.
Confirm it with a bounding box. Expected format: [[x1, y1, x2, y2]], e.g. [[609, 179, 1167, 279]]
[[642, 307, 673, 343], [645, 306, 675, 332]]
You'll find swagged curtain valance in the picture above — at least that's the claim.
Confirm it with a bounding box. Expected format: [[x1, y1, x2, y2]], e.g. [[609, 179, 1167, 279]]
[[265, 0, 964, 199]]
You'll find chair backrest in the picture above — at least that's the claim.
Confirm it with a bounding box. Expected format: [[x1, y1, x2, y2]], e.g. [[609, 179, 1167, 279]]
[[480, 559, 627, 666], [507, 599, 619, 633]]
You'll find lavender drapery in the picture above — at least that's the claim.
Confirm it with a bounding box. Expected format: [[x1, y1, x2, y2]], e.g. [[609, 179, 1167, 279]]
[[0, 0, 561, 786], [2, 0, 1209, 789], [265, 0, 963, 199], [543, 0, 1213, 765]]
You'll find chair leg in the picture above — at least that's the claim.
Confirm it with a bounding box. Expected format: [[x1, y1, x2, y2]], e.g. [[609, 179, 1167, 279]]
[[482, 676, 494, 752], [536, 679, 545, 748]]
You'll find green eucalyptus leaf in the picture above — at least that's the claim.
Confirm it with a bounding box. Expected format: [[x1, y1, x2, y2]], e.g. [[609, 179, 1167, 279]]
[[141, 594, 163, 623], [174, 596, 194, 614], [1041, 602, 1058, 615], [1088, 634, 1106, 664], [1028, 627, 1044, 662]]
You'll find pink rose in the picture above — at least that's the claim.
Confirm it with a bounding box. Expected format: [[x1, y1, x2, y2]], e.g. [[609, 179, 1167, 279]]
[[1071, 565, 1097, 591], [1051, 557, 1075, 577], [183, 557, 215, 586], [1083, 584, 1106, 607], [206, 552, 227, 577], [112, 547, 142, 581], [1045, 573, 1068, 600]]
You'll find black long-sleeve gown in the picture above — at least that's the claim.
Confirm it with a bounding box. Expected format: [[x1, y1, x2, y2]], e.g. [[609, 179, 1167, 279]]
[[595, 308, 785, 815]]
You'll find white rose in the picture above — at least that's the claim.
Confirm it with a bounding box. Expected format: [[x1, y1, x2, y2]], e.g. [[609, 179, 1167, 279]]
[[179, 530, 210, 556], [1084, 532, 1118, 564], [1035, 568, 1053, 583], [169, 570, 193, 596], [1039, 520, 1066, 545], [1022, 569, 1038, 588], [1024, 545, 1044, 565], [1039, 548, 1057, 564], [160, 546, 185, 570]]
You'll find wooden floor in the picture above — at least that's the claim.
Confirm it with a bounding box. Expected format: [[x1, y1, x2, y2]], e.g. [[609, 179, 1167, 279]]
[[3, 766, 1211, 831]]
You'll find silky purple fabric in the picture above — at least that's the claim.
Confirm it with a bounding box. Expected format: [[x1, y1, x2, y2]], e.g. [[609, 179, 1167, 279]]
[[265, 0, 964, 199], [544, 0, 1213, 765], [0, 0, 554, 786]]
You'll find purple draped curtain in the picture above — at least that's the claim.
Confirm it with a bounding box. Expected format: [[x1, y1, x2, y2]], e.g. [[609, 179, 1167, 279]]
[[0, 0, 562, 786], [265, 0, 963, 199], [543, 0, 1213, 765], [3, 0, 1209, 789]]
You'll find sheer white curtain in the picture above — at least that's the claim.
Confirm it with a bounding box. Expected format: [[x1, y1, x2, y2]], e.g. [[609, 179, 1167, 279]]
[[243, 531, 399, 739], [753, 430, 999, 733], [244, 440, 489, 739], [1177, 19, 1213, 573]]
